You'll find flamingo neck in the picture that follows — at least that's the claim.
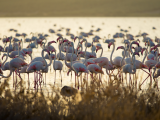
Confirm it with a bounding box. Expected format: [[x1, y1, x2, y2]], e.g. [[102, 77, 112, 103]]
[[130, 42, 134, 55], [99, 48, 103, 58], [110, 43, 115, 65], [71, 44, 75, 67], [121, 48, 126, 66], [58, 43, 62, 60], [83, 40, 88, 64], [54, 51, 56, 68], [65, 46, 70, 67], [42, 49, 51, 70], [131, 53, 136, 74], [155, 48, 159, 62], [0, 68, 13, 78], [1, 54, 8, 69], [142, 48, 148, 64]]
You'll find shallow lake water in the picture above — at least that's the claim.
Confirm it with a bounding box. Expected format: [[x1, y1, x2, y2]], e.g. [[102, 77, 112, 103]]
[[0, 17, 160, 92]]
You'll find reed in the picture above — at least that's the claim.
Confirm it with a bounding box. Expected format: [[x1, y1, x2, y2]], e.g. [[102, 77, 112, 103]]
[[0, 76, 160, 120]]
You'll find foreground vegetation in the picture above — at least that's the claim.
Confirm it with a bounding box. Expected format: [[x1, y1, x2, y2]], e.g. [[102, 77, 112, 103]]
[[0, 0, 160, 17], [0, 77, 160, 120]]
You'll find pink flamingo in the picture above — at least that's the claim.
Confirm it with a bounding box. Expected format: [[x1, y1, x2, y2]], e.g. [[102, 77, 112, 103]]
[[52, 48, 63, 86], [26, 49, 52, 90], [121, 52, 140, 86]]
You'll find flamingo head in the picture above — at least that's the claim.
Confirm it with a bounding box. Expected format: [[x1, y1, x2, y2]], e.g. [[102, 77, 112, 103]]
[[137, 39, 140, 43], [45, 49, 50, 55], [108, 42, 113, 49], [49, 40, 56, 44], [132, 41, 139, 47], [150, 46, 155, 52], [131, 46, 135, 49], [78, 51, 84, 54], [74, 36, 78, 42], [116, 46, 124, 50], [63, 39, 69, 43], [77, 51, 84, 55], [40, 41, 44, 46], [6, 37, 10, 42], [57, 36, 62, 42], [152, 44, 160, 50], [141, 48, 146, 55], [96, 46, 102, 52], [81, 38, 87, 43], [2, 55, 5, 60]]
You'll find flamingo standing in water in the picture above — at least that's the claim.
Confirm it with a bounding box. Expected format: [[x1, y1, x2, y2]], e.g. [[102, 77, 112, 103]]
[[26, 48, 52, 90], [52, 48, 63, 86], [69, 42, 89, 89], [121, 52, 140, 86]]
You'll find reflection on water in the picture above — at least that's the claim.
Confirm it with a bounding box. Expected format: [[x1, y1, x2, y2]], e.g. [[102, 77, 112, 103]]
[[0, 17, 160, 91]]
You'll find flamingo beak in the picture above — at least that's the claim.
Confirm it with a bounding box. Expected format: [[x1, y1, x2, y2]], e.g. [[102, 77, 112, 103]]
[[63, 39, 68, 43], [108, 42, 112, 49], [116, 46, 123, 50], [57, 36, 61, 42], [46, 50, 50, 55], [74, 37, 78, 42], [141, 49, 144, 55], [50, 40, 56, 44], [96, 48, 99, 53], [2, 55, 4, 60]]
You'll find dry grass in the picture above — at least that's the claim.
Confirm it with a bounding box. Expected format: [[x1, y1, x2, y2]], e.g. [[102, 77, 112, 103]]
[[0, 0, 160, 17], [0, 76, 160, 120]]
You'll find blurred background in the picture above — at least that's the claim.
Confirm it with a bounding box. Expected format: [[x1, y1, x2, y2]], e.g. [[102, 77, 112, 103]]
[[0, 0, 160, 17]]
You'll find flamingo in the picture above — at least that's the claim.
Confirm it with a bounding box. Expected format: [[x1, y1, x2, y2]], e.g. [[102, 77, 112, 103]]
[[121, 52, 140, 85], [26, 48, 52, 89], [0, 56, 27, 87], [52, 48, 63, 86], [87, 64, 104, 78], [69, 42, 89, 89]]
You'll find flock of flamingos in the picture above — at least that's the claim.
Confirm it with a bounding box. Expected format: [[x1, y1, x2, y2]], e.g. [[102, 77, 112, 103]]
[[0, 24, 160, 91]]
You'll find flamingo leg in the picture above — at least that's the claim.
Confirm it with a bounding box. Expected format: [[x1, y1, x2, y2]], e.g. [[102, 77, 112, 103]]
[[140, 75, 150, 88], [39, 71, 41, 90], [141, 68, 150, 74], [135, 73, 137, 88], [77, 75, 79, 90], [60, 70, 62, 87], [28, 73, 30, 89], [70, 71, 72, 81], [125, 74, 127, 86], [157, 78, 159, 91], [13, 72, 14, 87], [45, 73, 46, 85], [75, 72, 76, 87], [15, 70, 17, 89], [54, 70, 56, 85], [149, 70, 152, 88], [80, 73, 82, 89]]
